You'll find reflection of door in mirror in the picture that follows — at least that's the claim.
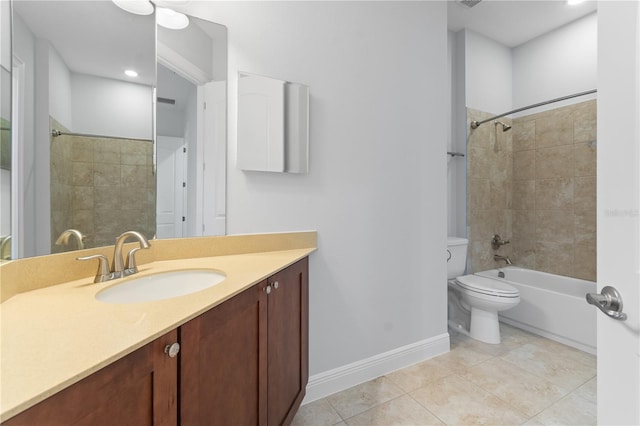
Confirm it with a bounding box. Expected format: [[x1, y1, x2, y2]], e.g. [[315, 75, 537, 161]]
[[156, 135, 186, 239], [157, 15, 227, 238]]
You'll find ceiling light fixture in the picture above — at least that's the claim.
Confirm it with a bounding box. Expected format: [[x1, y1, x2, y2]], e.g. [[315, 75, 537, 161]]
[[112, 0, 154, 15], [157, 7, 189, 29], [125, 69, 139, 77], [567, 0, 585, 5], [154, 0, 192, 6]]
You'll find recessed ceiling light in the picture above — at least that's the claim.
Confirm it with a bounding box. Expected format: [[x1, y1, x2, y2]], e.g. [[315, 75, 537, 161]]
[[112, 0, 154, 15], [125, 69, 139, 77], [157, 7, 189, 30], [567, 0, 585, 5]]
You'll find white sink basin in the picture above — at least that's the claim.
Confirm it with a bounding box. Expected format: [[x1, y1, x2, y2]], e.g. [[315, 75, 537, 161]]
[[96, 270, 226, 304]]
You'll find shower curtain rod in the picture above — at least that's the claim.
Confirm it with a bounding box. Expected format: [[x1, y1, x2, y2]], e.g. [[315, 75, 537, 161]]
[[51, 129, 151, 143], [470, 89, 597, 129]]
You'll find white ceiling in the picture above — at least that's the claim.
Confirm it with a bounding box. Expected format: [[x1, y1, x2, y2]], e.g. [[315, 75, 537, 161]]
[[448, 0, 598, 47], [13, 1, 156, 86], [13, 1, 598, 86]]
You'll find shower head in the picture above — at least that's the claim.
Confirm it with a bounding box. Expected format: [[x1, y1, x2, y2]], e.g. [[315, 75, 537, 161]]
[[494, 121, 512, 132]]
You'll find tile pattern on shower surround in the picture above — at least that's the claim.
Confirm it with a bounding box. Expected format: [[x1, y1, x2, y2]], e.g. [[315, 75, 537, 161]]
[[50, 117, 156, 251], [511, 100, 597, 281], [466, 100, 596, 281], [293, 324, 596, 426], [466, 108, 513, 273]]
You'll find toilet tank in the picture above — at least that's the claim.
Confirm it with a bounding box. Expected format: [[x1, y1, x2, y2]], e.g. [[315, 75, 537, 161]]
[[447, 237, 468, 279]]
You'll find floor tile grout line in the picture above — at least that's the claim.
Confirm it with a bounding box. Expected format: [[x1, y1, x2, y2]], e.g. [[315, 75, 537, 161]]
[[305, 326, 596, 426], [520, 336, 597, 369], [493, 346, 596, 415], [454, 356, 534, 420], [324, 395, 347, 423], [472, 377, 560, 422], [567, 374, 598, 405], [404, 386, 452, 426], [451, 329, 597, 423]]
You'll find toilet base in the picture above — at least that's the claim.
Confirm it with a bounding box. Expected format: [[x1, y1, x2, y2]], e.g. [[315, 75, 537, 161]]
[[469, 307, 501, 344]]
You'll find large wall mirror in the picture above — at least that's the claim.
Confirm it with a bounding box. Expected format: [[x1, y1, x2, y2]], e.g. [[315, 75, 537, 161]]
[[0, 0, 11, 261], [3, 1, 227, 260]]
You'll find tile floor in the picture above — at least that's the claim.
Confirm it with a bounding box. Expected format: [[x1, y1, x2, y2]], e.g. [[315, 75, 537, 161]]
[[293, 324, 596, 426]]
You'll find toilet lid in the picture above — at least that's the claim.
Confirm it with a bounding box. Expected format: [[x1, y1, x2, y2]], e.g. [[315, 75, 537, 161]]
[[456, 275, 519, 297]]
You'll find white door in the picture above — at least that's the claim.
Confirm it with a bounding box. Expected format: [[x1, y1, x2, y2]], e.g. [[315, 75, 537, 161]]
[[596, 2, 640, 424], [156, 136, 186, 239], [200, 81, 226, 236]]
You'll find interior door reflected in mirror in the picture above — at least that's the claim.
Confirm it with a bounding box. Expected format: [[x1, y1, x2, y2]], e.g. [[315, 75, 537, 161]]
[[156, 14, 227, 239], [237, 72, 309, 173]]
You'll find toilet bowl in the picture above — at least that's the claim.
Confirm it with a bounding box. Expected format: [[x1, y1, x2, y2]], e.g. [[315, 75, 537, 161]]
[[447, 237, 520, 344], [455, 274, 520, 344]]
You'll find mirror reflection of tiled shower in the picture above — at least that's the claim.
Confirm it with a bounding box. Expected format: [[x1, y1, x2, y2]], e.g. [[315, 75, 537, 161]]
[[50, 118, 156, 252], [467, 99, 597, 281]]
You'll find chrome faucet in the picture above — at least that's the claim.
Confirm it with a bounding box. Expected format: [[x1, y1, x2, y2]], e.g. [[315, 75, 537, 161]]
[[494, 254, 513, 265], [78, 231, 151, 283], [56, 229, 85, 250], [112, 231, 151, 278]]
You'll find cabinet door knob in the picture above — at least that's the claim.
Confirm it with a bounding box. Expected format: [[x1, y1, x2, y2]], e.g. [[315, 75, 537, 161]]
[[272, 281, 279, 290], [164, 342, 180, 358], [264, 285, 272, 295]]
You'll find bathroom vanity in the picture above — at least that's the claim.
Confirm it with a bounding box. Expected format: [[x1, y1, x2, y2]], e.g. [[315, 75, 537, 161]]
[[0, 232, 315, 425]]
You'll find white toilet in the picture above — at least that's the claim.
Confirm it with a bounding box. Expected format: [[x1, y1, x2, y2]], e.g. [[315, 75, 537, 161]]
[[447, 237, 520, 344]]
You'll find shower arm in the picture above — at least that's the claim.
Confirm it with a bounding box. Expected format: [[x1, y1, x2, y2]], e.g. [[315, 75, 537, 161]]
[[470, 89, 597, 129]]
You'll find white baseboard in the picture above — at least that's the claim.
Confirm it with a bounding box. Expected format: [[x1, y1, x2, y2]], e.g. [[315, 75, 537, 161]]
[[302, 333, 450, 404]]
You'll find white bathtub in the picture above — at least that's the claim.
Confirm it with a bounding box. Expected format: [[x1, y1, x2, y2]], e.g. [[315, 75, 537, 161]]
[[475, 266, 597, 354]]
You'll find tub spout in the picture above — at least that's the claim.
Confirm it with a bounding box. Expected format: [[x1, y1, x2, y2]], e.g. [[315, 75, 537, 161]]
[[494, 254, 513, 265]]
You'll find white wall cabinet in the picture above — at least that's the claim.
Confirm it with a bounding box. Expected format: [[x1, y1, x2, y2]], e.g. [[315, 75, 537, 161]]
[[237, 72, 309, 173]]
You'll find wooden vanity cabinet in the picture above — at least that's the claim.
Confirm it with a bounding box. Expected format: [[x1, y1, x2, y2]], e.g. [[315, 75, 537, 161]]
[[4, 329, 179, 426], [3, 258, 308, 426], [180, 257, 309, 426], [266, 257, 309, 425]]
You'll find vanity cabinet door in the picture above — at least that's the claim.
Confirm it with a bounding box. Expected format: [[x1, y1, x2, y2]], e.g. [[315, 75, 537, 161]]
[[3, 330, 179, 426], [267, 257, 309, 426], [179, 257, 309, 426], [179, 281, 269, 425]]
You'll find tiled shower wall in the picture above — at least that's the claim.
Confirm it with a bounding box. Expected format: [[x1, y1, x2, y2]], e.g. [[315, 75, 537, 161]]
[[50, 118, 156, 252], [467, 99, 597, 282], [466, 109, 513, 274]]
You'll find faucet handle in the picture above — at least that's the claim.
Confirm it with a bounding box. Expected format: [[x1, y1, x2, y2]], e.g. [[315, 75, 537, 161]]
[[491, 234, 510, 250], [124, 247, 144, 276], [77, 254, 112, 283]]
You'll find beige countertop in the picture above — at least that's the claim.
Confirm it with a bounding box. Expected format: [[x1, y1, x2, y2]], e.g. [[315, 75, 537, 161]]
[[0, 232, 316, 422]]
